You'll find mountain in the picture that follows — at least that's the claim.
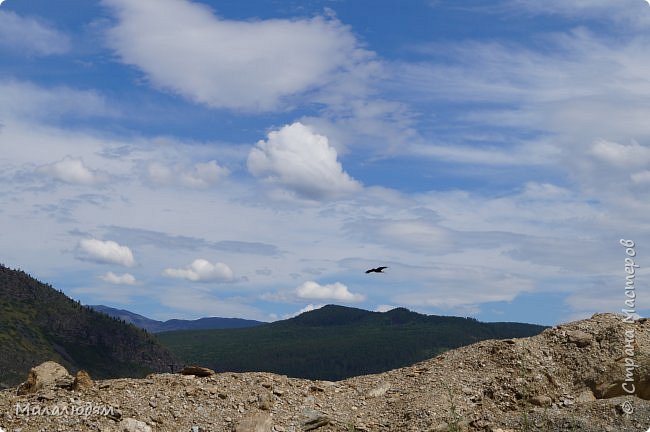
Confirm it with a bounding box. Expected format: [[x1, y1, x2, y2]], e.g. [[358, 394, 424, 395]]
[[157, 304, 547, 381], [89, 305, 264, 332], [0, 264, 177, 388], [88, 305, 161, 330]]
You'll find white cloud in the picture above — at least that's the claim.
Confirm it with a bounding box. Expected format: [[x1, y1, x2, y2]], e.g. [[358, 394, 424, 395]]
[[163, 259, 234, 282], [295, 281, 365, 303], [103, 0, 374, 111], [522, 182, 571, 200], [0, 11, 70, 55], [376, 304, 398, 312], [38, 157, 108, 185], [248, 122, 361, 200], [0, 80, 114, 121], [282, 303, 326, 319], [394, 268, 534, 311], [158, 287, 265, 320], [590, 139, 650, 167], [78, 239, 135, 267], [631, 170, 650, 184], [99, 271, 137, 285], [505, 0, 650, 27], [410, 141, 560, 166], [146, 160, 229, 188]]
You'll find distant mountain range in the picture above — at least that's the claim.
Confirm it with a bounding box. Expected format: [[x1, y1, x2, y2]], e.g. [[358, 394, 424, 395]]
[[0, 265, 176, 388], [88, 305, 264, 333], [157, 304, 548, 381], [0, 262, 548, 387]]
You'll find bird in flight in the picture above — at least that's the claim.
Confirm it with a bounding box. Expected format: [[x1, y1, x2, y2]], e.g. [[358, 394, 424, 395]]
[[365, 266, 388, 274]]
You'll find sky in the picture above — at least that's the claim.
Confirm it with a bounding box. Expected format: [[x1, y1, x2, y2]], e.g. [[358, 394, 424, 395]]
[[1, 0, 649, 325]]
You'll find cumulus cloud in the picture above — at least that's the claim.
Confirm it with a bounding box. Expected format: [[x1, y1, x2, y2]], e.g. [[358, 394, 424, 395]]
[[295, 281, 365, 303], [39, 157, 108, 185], [77, 239, 135, 267], [100, 271, 137, 285], [0, 11, 70, 55], [376, 304, 398, 312], [103, 0, 374, 111], [163, 259, 234, 282], [248, 122, 361, 199], [282, 303, 325, 319], [146, 160, 229, 188]]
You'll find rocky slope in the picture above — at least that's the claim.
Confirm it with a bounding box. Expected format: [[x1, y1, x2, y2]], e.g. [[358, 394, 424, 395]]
[[0, 313, 649, 432], [0, 265, 177, 388]]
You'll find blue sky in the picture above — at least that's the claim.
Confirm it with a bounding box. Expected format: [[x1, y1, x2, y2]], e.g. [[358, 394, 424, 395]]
[[1, 0, 649, 325]]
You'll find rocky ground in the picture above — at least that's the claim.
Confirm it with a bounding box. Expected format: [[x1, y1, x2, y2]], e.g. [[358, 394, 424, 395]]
[[0, 313, 649, 432]]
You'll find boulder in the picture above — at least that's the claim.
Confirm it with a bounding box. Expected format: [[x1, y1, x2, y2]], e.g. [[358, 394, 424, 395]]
[[566, 330, 592, 348], [302, 409, 330, 431], [180, 366, 215, 377], [17, 361, 74, 395]]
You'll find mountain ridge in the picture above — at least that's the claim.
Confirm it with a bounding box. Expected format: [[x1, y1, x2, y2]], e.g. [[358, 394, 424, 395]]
[[88, 305, 264, 333], [158, 303, 547, 381]]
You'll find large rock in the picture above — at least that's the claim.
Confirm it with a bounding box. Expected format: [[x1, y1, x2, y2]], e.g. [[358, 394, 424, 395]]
[[302, 409, 330, 431], [17, 361, 74, 395], [180, 366, 215, 377], [566, 330, 592, 348]]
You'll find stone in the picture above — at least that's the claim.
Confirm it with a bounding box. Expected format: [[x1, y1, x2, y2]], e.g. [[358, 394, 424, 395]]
[[235, 412, 272, 432], [17, 361, 74, 395], [119, 417, 152, 432], [180, 366, 215, 377], [529, 395, 552, 407], [302, 409, 330, 431], [258, 392, 273, 410], [575, 389, 596, 403], [367, 382, 391, 398], [72, 370, 93, 390], [565, 330, 592, 348]]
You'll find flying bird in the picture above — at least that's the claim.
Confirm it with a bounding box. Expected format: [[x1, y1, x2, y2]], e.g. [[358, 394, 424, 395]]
[[365, 266, 388, 274]]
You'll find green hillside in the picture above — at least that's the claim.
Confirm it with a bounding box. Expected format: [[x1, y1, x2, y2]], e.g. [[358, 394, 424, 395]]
[[158, 304, 546, 380], [0, 264, 177, 388]]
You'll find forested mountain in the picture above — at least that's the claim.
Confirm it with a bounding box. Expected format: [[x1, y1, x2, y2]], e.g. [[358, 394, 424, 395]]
[[158, 304, 546, 380], [0, 265, 176, 388]]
